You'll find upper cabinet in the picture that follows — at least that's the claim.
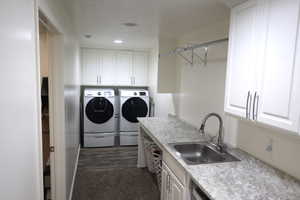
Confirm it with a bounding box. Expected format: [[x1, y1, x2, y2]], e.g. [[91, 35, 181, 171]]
[[81, 49, 100, 85], [224, 0, 259, 118], [81, 48, 149, 86], [100, 50, 116, 85], [115, 51, 133, 85], [225, 0, 300, 133], [133, 52, 148, 86]]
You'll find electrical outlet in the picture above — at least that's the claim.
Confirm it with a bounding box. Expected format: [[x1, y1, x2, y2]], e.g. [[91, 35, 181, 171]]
[[265, 139, 273, 152], [265, 137, 273, 161]]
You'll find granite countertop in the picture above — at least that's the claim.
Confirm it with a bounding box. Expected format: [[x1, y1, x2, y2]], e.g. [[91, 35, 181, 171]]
[[138, 116, 300, 200]]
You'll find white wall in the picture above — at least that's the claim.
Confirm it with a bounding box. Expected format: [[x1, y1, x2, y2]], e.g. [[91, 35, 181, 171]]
[[39, 0, 81, 199], [236, 119, 300, 180], [0, 0, 43, 199], [148, 39, 176, 117], [157, 36, 178, 93], [175, 21, 231, 140]]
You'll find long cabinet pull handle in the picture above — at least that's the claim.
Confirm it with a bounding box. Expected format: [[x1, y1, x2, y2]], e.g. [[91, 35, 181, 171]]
[[97, 76, 98, 84], [248, 93, 252, 120], [246, 91, 250, 119], [253, 92, 257, 120], [99, 75, 101, 85], [255, 95, 259, 120], [166, 174, 170, 191], [168, 174, 171, 192]]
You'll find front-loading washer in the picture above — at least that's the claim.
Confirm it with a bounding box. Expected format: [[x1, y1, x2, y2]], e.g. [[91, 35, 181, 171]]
[[119, 89, 149, 146], [83, 88, 116, 147]]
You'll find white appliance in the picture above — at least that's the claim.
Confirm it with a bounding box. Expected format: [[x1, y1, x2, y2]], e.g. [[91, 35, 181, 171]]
[[83, 88, 116, 147], [119, 89, 149, 146]]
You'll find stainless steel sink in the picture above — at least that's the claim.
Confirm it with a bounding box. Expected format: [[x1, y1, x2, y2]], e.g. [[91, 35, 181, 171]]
[[169, 142, 240, 165]]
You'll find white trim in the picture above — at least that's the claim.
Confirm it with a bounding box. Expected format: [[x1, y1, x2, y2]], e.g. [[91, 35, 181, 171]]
[[68, 146, 81, 200], [34, 0, 45, 199]]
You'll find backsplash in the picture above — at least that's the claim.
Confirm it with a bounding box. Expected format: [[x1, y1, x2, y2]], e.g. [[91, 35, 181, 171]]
[[236, 120, 300, 180]]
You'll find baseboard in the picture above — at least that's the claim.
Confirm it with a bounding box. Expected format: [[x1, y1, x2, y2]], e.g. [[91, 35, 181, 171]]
[[68, 145, 81, 200]]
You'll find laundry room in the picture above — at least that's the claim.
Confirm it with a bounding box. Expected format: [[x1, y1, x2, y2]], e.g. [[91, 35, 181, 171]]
[[3, 0, 300, 200]]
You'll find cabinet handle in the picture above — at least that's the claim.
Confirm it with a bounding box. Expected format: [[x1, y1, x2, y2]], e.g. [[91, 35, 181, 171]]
[[167, 174, 170, 192], [166, 174, 169, 191], [97, 76, 99, 84], [133, 77, 135, 85], [255, 94, 259, 120], [99, 75, 101, 85], [248, 93, 252, 120], [252, 92, 257, 120], [246, 91, 250, 119]]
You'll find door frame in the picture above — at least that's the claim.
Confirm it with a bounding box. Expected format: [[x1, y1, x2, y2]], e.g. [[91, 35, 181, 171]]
[[37, 11, 67, 200]]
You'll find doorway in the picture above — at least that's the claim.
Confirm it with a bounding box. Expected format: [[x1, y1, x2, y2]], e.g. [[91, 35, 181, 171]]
[[39, 13, 56, 200]]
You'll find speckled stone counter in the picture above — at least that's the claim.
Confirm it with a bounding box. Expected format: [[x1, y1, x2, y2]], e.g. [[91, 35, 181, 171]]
[[138, 116, 300, 200]]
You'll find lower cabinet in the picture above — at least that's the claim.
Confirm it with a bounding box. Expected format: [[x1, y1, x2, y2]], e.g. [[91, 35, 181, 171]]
[[161, 162, 185, 200]]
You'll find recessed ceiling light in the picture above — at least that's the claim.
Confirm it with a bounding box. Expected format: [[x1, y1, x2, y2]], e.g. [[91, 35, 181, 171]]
[[84, 34, 92, 39], [113, 39, 123, 44], [123, 22, 138, 27]]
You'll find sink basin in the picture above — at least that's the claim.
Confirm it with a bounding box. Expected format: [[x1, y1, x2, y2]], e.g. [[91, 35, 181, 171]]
[[169, 142, 240, 165]]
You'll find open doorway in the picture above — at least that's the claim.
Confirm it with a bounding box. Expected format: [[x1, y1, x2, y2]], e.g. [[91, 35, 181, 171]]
[[39, 13, 55, 200]]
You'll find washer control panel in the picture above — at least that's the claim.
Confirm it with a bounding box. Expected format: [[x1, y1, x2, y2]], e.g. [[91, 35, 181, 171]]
[[84, 89, 115, 97], [119, 89, 149, 97]]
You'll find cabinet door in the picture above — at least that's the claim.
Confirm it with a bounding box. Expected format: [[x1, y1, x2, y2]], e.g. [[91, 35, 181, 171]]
[[256, 0, 300, 132], [115, 51, 132, 85], [161, 164, 170, 200], [81, 48, 100, 85], [133, 52, 148, 86], [169, 172, 185, 200], [100, 50, 116, 85], [224, 0, 258, 118]]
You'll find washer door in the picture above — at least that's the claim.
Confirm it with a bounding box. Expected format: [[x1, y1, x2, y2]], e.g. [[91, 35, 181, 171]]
[[122, 97, 148, 123], [85, 97, 114, 124]]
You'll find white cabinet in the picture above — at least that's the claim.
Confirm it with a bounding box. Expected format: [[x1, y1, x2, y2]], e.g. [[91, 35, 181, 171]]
[[81, 49, 100, 85], [225, 0, 300, 133], [161, 163, 170, 200], [161, 162, 185, 200], [256, 0, 300, 132], [100, 50, 116, 85], [133, 52, 148, 86], [224, 0, 259, 118], [115, 51, 133, 85], [81, 48, 149, 86]]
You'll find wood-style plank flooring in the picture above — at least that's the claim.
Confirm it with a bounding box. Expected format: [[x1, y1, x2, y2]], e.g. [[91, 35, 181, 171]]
[[72, 146, 160, 200]]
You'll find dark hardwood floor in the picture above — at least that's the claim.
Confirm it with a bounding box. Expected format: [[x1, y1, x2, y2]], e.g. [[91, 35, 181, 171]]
[[72, 146, 160, 200]]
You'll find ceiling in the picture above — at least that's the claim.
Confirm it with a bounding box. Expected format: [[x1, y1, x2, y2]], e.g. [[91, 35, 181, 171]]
[[70, 0, 231, 49]]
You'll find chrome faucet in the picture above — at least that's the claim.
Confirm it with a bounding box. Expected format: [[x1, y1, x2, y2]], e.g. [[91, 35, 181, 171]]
[[199, 113, 225, 152]]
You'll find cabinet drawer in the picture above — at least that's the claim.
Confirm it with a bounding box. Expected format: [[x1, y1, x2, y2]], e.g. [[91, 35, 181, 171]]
[[163, 150, 186, 186]]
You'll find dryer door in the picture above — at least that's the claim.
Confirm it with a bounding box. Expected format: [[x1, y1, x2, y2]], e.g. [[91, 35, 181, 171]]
[[121, 97, 148, 123], [85, 97, 114, 124]]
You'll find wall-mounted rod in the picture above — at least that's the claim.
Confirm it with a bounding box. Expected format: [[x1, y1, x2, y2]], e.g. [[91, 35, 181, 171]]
[[159, 38, 228, 66], [159, 38, 228, 57]]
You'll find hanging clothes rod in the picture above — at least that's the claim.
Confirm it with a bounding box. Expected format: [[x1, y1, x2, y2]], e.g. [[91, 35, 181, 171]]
[[159, 38, 228, 57], [159, 38, 228, 66]]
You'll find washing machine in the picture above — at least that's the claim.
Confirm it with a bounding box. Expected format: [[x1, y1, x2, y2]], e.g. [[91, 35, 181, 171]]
[[83, 88, 116, 147], [119, 89, 149, 146]]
